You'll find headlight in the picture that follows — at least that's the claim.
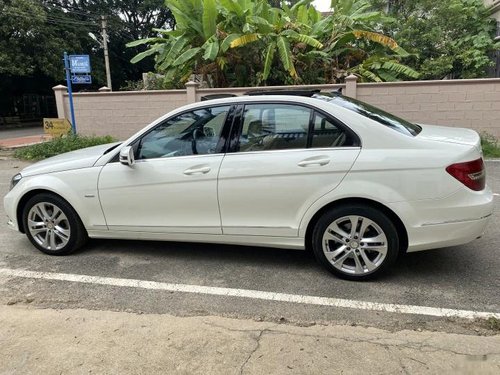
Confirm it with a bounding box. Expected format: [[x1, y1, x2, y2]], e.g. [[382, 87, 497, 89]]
[[9, 173, 22, 191]]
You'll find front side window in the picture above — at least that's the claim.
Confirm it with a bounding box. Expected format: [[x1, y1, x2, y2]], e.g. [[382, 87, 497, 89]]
[[136, 105, 230, 159], [238, 104, 311, 152]]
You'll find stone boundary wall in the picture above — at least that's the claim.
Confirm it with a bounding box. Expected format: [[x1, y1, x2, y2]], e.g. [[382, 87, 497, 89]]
[[54, 77, 500, 140]]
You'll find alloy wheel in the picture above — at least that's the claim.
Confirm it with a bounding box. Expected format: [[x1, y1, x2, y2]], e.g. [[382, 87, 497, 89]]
[[322, 215, 388, 275], [27, 202, 71, 251]]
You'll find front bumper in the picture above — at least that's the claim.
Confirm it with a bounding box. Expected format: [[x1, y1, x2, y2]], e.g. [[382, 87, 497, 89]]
[[4, 191, 20, 232]]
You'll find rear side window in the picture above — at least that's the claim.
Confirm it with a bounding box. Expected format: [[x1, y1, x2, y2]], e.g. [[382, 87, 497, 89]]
[[311, 112, 355, 148], [239, 104, 310, 152], [327, 95, 422, 136]]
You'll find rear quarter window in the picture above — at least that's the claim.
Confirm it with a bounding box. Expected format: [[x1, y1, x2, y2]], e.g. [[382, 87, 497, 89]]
[[325, 95, 422, 137]]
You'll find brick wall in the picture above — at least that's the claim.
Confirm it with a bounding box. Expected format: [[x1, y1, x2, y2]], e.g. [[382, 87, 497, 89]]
[[356, 80, 500, 137], [55, 78, 500, 140], [56, 88, 187, 140]]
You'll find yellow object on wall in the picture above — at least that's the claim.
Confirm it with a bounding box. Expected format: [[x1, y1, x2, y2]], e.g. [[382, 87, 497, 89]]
[[43, 118, 72, 137]]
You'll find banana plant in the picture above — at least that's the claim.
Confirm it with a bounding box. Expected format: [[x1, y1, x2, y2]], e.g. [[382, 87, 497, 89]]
[[228, 0, 323, 81], [126, 0, 421, 87], [312, 0, 418, 82], [126, 0, 222, 85]]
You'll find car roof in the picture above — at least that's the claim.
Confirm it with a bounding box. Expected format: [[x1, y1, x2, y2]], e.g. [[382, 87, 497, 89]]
[[184, 94, 333, 109]]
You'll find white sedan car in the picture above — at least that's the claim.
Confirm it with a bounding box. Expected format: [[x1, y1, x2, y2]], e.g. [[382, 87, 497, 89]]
[[4, 91, 494, 280]]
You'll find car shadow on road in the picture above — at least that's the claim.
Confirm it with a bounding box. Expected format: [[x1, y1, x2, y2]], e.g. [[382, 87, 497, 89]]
[[85, 238, 318, 270], [79, 238, 478, 284]]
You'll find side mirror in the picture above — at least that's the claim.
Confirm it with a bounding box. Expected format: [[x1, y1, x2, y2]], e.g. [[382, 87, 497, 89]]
[[119, 146, 135, 166]]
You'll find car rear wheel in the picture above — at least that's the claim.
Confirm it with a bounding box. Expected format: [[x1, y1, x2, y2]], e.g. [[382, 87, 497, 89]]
[[312, 204, 399, 280], [22, 193, 88, 255]]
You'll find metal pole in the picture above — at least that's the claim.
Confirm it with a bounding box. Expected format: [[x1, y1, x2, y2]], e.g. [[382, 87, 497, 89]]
[[101, 15, 112, 90], [63, 52, 77, 134]]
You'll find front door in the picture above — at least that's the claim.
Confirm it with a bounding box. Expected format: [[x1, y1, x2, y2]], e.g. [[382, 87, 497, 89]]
[[98, 105, 232, 234]]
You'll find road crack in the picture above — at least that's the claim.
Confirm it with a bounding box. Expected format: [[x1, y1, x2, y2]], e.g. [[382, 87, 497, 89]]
[[239, 329, 267, 375]]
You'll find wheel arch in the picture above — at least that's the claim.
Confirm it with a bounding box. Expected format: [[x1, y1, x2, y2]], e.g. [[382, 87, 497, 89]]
[[16, 189, 80, 234], [304, 197, 409, 254]]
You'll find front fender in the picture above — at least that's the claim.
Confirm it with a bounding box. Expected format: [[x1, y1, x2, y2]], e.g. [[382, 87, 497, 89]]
[[9, 167, 107, 231]]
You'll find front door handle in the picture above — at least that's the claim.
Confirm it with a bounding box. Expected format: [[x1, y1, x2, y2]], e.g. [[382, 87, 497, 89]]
[[298, 158, 330, 167], [184, 166, 211, 175]]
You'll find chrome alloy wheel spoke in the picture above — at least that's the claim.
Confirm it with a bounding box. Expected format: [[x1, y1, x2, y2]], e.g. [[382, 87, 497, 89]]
[[324, 223, 350, 244], [28, 202, 70, 251], [358, 248, 378, 272]]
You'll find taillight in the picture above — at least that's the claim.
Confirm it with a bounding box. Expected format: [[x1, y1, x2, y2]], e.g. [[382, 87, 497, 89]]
[[446, 158, 485, 191]]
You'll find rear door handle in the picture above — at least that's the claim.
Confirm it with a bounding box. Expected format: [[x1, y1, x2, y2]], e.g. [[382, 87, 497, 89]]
[[298, 158, 330, 167], [184, 166, 211, 175]]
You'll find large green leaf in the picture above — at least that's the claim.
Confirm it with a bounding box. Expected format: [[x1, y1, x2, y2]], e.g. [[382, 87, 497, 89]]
[[152, 29, 181, 36], [311, 15, 331, 36], [393, 46, 410, 58], [381, 61, 420, 78], [247, 16, 273, 33], [130, 45, 162, 64], [277, 36, 297, 78], [219, 0, 243, 17], [356, 67, 382, 82], [172, 47, 201, 66], [282, 30, 323, 49], [126, 38, 161, 48], [157, 36, 189, 70], [167, 2, 204, 36], [262, 41, 276, 80], [203, 39, 220, 60], [202, 0, 217, 39], [290, 0, 314, 12], [220, 34, 241, 52]]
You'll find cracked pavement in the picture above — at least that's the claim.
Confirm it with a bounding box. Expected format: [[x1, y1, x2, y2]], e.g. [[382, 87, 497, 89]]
[[0, 306, 499, 374]]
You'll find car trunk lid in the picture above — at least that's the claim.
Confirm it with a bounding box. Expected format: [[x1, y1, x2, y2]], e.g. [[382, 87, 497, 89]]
[[416, 124, 481, 151]]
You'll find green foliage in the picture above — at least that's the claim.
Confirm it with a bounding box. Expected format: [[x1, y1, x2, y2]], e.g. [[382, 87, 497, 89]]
[[0, 0, 174, 90], [481, 132, 500, 159], [129, 0, 417, 87], [14, 135, 116, 161], [485, 317, 500, 331], [371, 0, 500, 80]]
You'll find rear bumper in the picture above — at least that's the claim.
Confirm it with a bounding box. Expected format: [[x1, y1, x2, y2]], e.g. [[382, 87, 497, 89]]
[[406, 215, 491, 252], [389, 186, 494, 252]]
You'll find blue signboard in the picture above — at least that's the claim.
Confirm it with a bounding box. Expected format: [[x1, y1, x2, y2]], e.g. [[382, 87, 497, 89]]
[[71, 74, 92, 84], [69, 55, 91, 74]]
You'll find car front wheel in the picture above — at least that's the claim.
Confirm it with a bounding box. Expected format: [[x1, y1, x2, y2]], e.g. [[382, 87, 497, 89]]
[[312, 204, 399, 280], [22, 193, 87, 255]]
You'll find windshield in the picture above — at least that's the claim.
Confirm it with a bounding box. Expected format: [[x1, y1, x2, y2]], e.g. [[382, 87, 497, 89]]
[[316, 94, 422, 137]]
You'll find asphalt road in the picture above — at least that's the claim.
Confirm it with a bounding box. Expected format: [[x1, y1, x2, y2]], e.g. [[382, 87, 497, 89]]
[[0, 126, 44, 140], [1, 157, 499, 334]]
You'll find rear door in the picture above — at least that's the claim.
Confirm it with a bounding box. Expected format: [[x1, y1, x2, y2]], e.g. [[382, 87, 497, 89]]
[[217, 102, 361, 237]]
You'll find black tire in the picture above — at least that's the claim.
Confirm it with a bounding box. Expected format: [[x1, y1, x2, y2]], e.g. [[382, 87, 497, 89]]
[[22, 193, 88, 255], [311, 204, 399, 281]]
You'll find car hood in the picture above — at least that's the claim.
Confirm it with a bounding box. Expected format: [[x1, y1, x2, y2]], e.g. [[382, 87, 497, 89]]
[[21, 142, 121, 177], [417, 124, 481, 150]]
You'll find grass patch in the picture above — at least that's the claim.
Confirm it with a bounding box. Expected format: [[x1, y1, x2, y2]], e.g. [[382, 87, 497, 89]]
[[485, 317, 500, 332], [14, 135, 116, 161], [481, 132, 500, 158]]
